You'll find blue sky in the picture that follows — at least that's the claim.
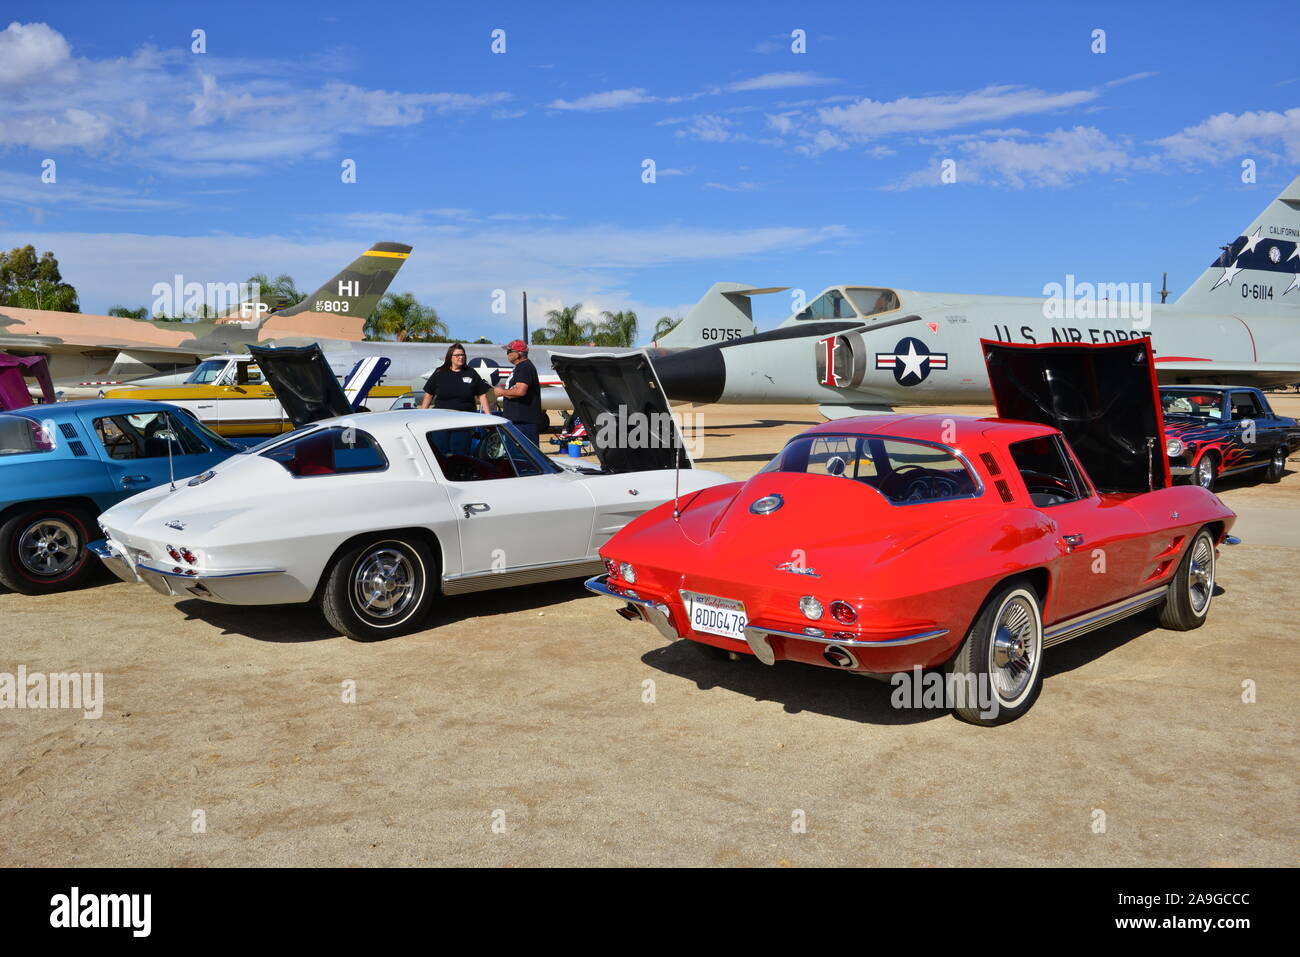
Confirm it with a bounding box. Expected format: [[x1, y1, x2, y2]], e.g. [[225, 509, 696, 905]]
[[0, 0, 1297, 340]]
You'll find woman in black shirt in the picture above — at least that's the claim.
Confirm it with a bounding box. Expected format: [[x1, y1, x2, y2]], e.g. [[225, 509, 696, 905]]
[[420, 343, 493, 413]]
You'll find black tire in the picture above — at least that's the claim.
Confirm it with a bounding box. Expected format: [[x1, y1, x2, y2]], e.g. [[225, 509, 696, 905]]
[[319, 535, 436, 640], [1193, 452, 1218, 491], [1264, 446, 1287, 484], [0, 505, 100, 595], [1158, 527, 1216, 631], [945, 581, 1044, 726]]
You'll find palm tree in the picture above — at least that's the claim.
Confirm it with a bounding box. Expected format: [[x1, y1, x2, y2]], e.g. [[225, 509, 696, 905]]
[[245, 272, 304, 311], [533, 303, 595, 346], [595, 310, 638, 347], [653, 315, 681, 341], [365, 291, 447, 342]]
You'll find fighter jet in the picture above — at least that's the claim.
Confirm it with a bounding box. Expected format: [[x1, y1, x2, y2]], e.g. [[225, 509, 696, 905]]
[[0, 242, 412, 388], [653, 176, 1300, 418]]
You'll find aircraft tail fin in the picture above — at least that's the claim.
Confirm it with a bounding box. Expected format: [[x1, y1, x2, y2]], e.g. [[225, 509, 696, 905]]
[[274, 242, 413, 321], [1175, 175, 1300, 313], [654, 282, 788, 349]]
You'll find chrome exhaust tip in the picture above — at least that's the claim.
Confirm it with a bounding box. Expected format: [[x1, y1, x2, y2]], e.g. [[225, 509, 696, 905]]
[[823, 645, 858, 669], [616, 604, 640, 621]]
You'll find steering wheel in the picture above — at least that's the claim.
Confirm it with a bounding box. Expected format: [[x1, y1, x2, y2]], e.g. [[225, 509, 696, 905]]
[[878, 462, 941, 501], [1019, 470, 1076, 502], [480, 431, 507, 461]]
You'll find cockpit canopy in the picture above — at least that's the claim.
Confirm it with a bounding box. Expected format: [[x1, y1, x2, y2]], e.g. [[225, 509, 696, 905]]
[[794, 287, 900, 322]]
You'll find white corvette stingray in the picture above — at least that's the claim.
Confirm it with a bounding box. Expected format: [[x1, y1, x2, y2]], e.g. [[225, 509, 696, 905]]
[[92, 350, 728, 639]]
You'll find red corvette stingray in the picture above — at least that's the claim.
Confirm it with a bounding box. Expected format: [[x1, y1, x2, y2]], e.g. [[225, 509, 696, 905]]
[[588, 339, 1236, 725]]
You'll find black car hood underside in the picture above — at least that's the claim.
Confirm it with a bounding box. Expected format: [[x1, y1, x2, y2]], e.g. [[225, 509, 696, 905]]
[[982, 338, 1168, 493], [551, 351, 689, 473], [247, 343, 352, 429]]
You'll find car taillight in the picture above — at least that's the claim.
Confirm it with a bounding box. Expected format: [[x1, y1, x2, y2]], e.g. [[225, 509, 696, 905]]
[[619, 562, 637, 584], [799, 596, 823, 620], [166, 545, 181, 562], [181, 549, 198, 565], [829, 600, 857, 624], [603, 556, 618, 578]]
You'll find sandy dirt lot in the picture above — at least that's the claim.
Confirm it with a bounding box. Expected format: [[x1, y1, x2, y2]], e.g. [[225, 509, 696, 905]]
[[1, 399, 1296, 866]]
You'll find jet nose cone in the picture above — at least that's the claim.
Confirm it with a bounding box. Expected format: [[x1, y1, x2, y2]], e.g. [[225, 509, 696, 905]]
[[652, 347, 726, 404]]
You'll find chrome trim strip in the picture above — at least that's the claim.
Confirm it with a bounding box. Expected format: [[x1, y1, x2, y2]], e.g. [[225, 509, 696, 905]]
[[135, 562, 286, 580], [446, 558, 604, 594], [1043, 586, 1168, 647], [745, 624, 949, 649], [88, 539, 139, 584]]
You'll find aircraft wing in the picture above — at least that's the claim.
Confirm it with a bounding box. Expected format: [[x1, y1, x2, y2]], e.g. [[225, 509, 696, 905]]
[[1154, 360, 1300, 388]]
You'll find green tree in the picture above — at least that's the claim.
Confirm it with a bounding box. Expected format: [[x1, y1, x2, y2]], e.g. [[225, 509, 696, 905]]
[[107, 305, 149, 319], [0, 246, 80, 312], [245, 272, 303, 312], [365, 291, 447, 342], [595, 309, 638, 347], [532, 302, 595, 346], [653, 315, 681, 341]]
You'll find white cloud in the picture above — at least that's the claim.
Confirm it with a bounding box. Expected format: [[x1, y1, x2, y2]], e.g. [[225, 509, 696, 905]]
[[0, 170, 179, 211], [891, 126, 1134, 190], [0, 21, 71, 86], [816, 85, 1099, 141], [0, 22, 510, 171], [547, 88, 662, 111], [703, 182, 759, 192], [726, 72, 833, 93], [677, 114, 739, 142], [1157, 108, 1300, 164]]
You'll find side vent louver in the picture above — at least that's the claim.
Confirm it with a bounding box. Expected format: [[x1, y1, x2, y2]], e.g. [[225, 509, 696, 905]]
[[59, 422, 78, 439], [979, 451, 1001, 475], [995, 479, 1014, 503], [68, 441, 87, 457]]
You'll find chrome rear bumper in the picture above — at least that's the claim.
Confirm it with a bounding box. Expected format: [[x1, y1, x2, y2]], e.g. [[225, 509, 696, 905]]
[[584, 575, 949, 666], [89, 538, 285, 598]]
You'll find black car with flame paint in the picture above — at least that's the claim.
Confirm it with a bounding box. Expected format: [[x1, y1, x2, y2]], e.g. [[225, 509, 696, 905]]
[[1162, 386, 1298, 491]]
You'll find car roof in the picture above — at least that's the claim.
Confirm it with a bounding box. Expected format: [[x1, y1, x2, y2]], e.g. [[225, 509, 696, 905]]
[[804, 413, 1059, 449], [2, 398, 180, 420], [311, 408, 510, 432]]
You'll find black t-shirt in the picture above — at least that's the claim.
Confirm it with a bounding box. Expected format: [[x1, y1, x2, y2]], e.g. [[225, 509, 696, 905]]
[[501, 358, 546, 425], [423, 367, 491, 412]]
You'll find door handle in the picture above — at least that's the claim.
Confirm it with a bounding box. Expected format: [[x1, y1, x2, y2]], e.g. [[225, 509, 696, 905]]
[[1061, 533, 1084, 552], [121, 475, 150, 487], [462, 503, 490, 518]]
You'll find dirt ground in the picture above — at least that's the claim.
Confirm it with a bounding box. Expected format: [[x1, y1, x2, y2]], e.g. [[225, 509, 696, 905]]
[[1, 399, 1296, 867]]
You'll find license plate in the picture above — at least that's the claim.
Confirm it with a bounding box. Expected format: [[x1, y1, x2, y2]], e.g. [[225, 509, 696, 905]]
[[682, 590, 748, 640]]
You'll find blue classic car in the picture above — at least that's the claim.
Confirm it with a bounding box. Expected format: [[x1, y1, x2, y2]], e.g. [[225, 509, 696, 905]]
[[0, 399, 240, 594], [1162, 386, 1300, 491]]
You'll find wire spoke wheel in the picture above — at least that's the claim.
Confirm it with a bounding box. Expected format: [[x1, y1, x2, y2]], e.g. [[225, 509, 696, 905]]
[[1187, 536, 1215, 615], [17, 519, 80, 577], [1195, 457, 1215, 488], [989, 594, 1039, 703], [352, 547, 417, 620]]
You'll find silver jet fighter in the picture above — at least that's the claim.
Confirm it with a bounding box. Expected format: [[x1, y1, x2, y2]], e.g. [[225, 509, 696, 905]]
[[653, 176, 1300, 418]]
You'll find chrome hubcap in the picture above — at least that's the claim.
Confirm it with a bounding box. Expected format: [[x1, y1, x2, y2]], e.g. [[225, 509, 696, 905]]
[[1197, 459, 1213, 487], [352, 547, 417, 620], [1274, 449, 1285, 471], [17, 519, 79, 576], [990, 595, 1038, 702], [1188, 537, 1214, 615]]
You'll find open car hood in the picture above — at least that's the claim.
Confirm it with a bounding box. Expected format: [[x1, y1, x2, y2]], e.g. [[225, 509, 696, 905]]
[[550, 351, 690, 473], [981, 338, 1169, 493], [0, 352, 55, 410], [247, 343, 353, 428]]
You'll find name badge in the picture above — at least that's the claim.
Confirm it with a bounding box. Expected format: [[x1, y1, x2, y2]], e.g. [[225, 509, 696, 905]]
[[463, 376, 473, 383]]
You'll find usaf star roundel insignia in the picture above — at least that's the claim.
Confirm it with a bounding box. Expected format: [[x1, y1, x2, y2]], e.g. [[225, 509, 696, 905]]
[[875, 336, 948, 385]]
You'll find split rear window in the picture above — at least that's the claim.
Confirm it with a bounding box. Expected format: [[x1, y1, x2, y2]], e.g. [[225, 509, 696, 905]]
[[761, 434, 979, 504], [261, 426, 387, 477]]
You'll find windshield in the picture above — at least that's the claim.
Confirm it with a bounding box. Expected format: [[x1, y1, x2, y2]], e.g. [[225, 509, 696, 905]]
[[0, 415, 56, 456], [760, 433, 979, 504], [844, 287, 900, 318], [1161, 390, 1222, 419], [184, 359, 229, 384]]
